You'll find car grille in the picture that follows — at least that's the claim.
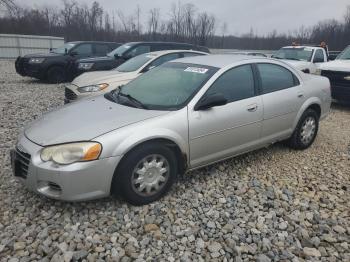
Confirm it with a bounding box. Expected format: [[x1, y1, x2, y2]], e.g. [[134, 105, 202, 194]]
[[14, 147, 31, 179], [321, 70, 350, 88], [65, 87, 77, 101]]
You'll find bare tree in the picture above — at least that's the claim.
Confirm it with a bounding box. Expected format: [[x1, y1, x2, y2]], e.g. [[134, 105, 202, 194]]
[[148, 8, 160, 40]]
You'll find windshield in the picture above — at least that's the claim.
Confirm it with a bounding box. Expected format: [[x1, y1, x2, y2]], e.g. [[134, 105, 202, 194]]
[[273, 47, 314, 62], [336, 46, 350, 60], [107, 43, 134, 57], [52, 43, 76, 54], [115, 53, 155, 72], [110, 62, 218, 110]]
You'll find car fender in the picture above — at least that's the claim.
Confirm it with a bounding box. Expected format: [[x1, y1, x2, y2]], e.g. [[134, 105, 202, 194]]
[[113, 127, 189, 160], [292, 97, 322, 130]]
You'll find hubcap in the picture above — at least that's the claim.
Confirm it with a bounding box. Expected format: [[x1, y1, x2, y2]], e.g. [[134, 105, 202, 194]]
[[131, 154, 170, 197], [300, 116, 316, 145]]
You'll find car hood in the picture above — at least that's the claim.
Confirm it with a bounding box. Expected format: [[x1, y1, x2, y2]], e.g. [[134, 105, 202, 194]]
[[319, 60, 350, 72], [281, 60, 310, 69], [23, 52, 62, 58], [24, 96, 168, 146], [72, 71, 138, 87], [78, 56, 115, 63]]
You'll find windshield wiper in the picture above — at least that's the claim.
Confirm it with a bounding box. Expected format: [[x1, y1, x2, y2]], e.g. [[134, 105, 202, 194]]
[[109, 87, 147, 109], [118, 92, 148, 109]]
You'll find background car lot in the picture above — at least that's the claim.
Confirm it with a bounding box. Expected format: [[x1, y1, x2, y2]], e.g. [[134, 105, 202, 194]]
[[0, 60, 349, 260]]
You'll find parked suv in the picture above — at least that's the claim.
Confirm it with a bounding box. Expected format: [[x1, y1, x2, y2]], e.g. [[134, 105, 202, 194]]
[[73, 41, 210, 76], [11, 55, 331, 205], [15, 41, 120, 83]]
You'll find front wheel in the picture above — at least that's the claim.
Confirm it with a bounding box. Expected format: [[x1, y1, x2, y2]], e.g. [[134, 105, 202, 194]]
[[287, 109, 319, 150], [112, 143, 178, 205]]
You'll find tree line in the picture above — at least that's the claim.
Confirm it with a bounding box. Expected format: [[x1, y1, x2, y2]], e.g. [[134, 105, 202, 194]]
[[0, 0, 349, 50]]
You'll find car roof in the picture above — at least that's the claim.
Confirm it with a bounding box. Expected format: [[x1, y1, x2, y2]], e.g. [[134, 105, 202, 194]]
[[145, 50, 208, 56], [282, 46, 319, 49], [67, 41, 120, 44], [170, 54, 270, 68], [124, 41, 200, 46]]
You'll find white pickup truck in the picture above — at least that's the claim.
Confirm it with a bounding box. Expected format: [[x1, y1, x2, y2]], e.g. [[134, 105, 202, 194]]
[[318, 45, 350, 103], [272, 45, 328, 74]]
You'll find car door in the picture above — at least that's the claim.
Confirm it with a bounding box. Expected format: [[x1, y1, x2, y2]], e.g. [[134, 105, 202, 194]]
[[256, 63, 303, 141], [188, 64, 263, 168]]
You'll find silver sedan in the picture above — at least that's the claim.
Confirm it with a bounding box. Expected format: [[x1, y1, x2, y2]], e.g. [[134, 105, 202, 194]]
[[11, 55, 331, 205]]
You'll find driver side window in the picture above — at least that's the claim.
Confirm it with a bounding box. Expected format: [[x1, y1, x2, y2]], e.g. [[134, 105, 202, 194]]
[[148, 53, 180, 68], [206, 65, 256, 103], [313, 49, 324, 63], [72, 44, 93, 56], [129, 45, 151, 57]]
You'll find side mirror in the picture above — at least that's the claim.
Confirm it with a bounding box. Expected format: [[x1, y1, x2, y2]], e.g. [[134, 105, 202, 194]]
[[194, 93, 227, 111]]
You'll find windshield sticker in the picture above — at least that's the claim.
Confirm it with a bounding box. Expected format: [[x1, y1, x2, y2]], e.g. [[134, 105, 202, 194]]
[[184, 67, 208, 74]]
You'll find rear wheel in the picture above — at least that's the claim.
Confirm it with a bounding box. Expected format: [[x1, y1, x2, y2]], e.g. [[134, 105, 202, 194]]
[[47, 66, 66, 83], [112, 143, 178, 205], [287, 109, 319, 150]]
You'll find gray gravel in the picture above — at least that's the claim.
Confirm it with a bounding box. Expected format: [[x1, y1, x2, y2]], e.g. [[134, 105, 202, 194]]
[[0, 59, 350, 261]]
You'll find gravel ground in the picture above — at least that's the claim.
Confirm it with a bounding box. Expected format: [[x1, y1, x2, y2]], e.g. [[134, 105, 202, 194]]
[[0, 59, 349, 262]]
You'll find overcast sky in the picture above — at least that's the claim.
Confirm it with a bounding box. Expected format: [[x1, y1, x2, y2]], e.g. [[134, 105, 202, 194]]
[[16, 0, 350, 35]]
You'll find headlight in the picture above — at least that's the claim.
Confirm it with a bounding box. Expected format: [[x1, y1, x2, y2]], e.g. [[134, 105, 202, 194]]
[[78, 63, 94, 70], [41, 142, 102, 165], [29, 58, 45, 64], [77, 83, 109, 93]]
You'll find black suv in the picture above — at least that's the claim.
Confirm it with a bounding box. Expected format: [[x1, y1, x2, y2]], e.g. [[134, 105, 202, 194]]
[[15, 41, 120, 83], [73, 41, 210, 76]]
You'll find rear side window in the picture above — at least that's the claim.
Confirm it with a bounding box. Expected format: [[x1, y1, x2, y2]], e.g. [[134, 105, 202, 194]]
[[206, 64, 256, 103], [257, 63, 297, 94], [73, 44, 93, 55], [94, 44, 109, 56]]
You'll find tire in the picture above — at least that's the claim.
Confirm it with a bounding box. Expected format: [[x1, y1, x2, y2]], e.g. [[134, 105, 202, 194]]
[[287, 109, 319, 150], [47, 66, 66, 83], [112, 143, 178, 205]]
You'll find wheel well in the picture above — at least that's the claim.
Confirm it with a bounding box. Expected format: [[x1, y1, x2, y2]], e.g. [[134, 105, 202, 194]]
[[307, 104, 321, 118], [117, 138, 187, 176], [46, 64, 65, 77]]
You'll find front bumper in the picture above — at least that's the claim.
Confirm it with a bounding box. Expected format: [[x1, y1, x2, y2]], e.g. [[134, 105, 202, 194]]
[[11, 135, 121, 201], [15, 57, 45, 79]]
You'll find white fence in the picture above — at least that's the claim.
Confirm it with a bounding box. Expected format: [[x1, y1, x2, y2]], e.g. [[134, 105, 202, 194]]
[[0, 34, 64, 58]]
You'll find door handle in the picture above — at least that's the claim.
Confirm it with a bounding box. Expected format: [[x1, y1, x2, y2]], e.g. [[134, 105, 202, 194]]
[[297, 92, 304, 98], [247, 104, 258, 112]]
